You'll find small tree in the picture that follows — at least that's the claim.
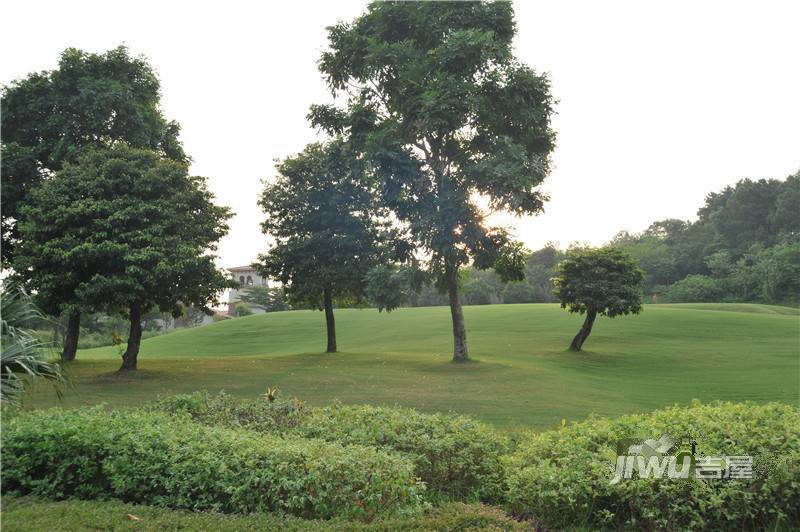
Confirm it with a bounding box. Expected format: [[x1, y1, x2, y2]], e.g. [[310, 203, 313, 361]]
[[553, 247, 644, 351], [15, 145, 232, 371], [239, 286, 289, 312], [256, 141, 405, 353]]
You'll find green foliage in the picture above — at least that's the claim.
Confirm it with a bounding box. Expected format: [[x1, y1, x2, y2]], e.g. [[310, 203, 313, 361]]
[[238, 285, 289, 312], [0, 283, 65, 407], [149, 392, 508, 502], [149, 390, 309, 434], [2, 407, 423, 521], [2, 497, 529, 531], [504, 401, 800, 530], [256, 141, 403, 312], [299, 403, 509, 502], [234, 303, 254, 317], [312, 1, 555, 356], [1, 45, 185, 262], [554, 246, 645, 317], [500, 282, 538, 304], [13, 145, 232, 367], [365, 263, 429, 312], [614, 172, 800, 305], [662, 274, 726, 303], [16, 145, 231, 317], [461, 270, 502, 305]]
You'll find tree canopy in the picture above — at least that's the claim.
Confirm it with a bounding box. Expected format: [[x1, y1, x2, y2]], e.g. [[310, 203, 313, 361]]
[[310, 1, 555, 360], [14, 145, 231, 369], [554, 247, 644, 351], [256, 140, 406, 352], [1, 46, 185, 263]]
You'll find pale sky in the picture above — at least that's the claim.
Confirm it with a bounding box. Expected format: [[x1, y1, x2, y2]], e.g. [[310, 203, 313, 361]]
[[2, 1, 798, 269]]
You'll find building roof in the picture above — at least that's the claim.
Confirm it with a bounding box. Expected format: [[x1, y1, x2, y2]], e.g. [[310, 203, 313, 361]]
[[228, 265, 258, 272]]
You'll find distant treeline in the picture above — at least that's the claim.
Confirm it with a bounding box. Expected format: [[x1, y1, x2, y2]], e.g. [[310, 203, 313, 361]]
[[406, 172, 799, 307]]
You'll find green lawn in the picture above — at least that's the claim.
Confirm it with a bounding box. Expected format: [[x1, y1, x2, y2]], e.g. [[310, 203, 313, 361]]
[[23, 303, 800, 429]]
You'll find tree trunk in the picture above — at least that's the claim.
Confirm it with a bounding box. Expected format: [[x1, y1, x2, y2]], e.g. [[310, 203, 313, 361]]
[[447, 265, 468, 362], [569, 308, 597, 351], [119, 302, 143, 371], [323, 288, 337, 353], [61, 311, 80, 361]]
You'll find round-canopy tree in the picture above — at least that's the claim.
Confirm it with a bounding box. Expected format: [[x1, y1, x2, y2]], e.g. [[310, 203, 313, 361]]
[[310, 1, 555, 361], [256, 140, 408, 353], [14, 145, 232, 370], [553, 247, 645, 351], [2, 45, 186, 357]]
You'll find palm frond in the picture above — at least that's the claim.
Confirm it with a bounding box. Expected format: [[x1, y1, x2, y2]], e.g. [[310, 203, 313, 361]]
[[1, 282, 66, 407]]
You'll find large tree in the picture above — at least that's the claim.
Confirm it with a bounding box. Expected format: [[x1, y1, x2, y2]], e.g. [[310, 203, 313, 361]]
[[2, 45, 186, 354], [14, 146, 231, 370], [309, 1, 555, 361], [553, 247, 644, 351], [256, 141, 406, 353]]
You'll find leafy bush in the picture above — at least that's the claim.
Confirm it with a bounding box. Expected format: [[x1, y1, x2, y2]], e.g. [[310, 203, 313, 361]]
[[148, 390, 308, 433], [149, 393, 509, 503], [2, 408, 423, 521], [300, 403, 509, 502], [504, 401, 800, 530], [663, 274, 726, 302], [2, 496, 530, 531]]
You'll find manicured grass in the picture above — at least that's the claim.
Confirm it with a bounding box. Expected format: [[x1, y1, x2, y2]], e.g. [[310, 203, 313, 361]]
[[23, 303, 800, 429]]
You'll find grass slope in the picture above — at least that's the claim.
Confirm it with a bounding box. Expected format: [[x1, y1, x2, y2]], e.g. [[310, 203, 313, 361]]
[[24, 303, 800, 429]]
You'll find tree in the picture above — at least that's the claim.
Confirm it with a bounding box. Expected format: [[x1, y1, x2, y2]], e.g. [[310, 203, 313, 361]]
[[14, 145, 231, 370], [309, 2, 555, 361], [553, 247, 644, 351], [256, 141, 405, 353], [238, 285, 289, 312], [1, 45, 186, 356]]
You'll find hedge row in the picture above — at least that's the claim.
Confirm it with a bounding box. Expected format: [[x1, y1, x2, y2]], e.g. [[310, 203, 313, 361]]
[[151, 392, 508, 501], [2, 408, 423, 521], [504, 401, 800, 530], [9, 397, 797, 529]]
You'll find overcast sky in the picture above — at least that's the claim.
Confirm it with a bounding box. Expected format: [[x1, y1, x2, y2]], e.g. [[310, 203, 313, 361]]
[[2, 1, 798, 268]]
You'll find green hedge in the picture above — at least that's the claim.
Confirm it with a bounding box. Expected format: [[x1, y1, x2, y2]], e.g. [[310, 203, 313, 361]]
[[2, 408, 423, 521], [504, 401, 800, 530], [151, 393, 509, 502], [299, 403, 509, 502], [147, 391, 308, 434]]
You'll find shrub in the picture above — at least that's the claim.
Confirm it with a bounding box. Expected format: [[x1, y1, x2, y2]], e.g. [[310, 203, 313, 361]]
[[2, 408, 423, 521], [299, 403, 509, 502], [2, 496, 532, 531], [148, 390, 308, 433], [663, 274, 726, 302], [149, 393, 509, 503], [504, 401, 800, 530]]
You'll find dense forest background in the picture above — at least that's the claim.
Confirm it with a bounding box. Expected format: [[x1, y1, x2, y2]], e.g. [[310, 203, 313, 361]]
[[432, 172, 799, 308]]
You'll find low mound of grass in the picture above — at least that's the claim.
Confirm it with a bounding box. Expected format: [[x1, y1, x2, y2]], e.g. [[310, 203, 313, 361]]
[[23, 304, 800, 430], [660, 303, 799, 315]]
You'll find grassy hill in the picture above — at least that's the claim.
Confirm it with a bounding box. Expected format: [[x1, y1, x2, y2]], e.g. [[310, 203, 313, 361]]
[[24, 303, 799, 428]]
